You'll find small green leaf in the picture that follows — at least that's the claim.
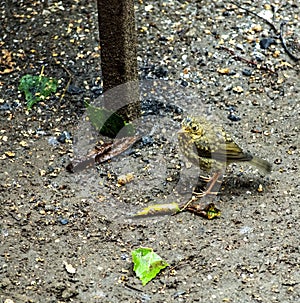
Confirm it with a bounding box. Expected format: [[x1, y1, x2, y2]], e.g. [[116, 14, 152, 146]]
[[86, 103, 135, 138], [19, 74, 58, 109], [205, 204, 221, 219], [131, 247, 169, 286]]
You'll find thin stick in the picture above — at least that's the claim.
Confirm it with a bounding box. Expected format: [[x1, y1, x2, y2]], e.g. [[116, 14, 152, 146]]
[[230, 2, 299, 62], [230, 1, 278, 33], [218, 46, 276, 74], [59, 64, 73, 102], [280, 22, 300, 61]]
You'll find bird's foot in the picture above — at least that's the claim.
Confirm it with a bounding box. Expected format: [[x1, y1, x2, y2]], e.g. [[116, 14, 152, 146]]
[[199, 175, 222, 183], [199, 175, 211, 182], [178, 172, 222, 213], [178, 195, 221, 219], [193, 190, 219, 197], [185, 203, 221, 219], [179, 189, 217, 212]]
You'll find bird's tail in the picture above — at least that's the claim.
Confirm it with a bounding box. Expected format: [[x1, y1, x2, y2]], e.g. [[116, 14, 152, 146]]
[[249, 156, 272, 174]]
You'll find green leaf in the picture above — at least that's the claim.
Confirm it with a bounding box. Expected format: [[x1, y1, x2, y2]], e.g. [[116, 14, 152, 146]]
[[86, 103, 135, 138], [19, 74, 58, 109], [131, 247, 169, 286], [205, 204, 221, 219]]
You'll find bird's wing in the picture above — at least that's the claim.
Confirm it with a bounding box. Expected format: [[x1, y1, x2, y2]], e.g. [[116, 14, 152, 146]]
[[223, 141, 252, 161], [197, 134, 253, 162]]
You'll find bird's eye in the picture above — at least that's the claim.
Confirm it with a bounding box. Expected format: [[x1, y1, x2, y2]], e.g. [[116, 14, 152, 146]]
[[182, 117, 198, 132], [191, 123, 198, 132]]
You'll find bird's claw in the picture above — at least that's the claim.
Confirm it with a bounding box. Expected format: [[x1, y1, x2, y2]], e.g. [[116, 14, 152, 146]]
[[185, 203, 221, 219], [199, 175, 223, 183], [193, 190, 219, 197]]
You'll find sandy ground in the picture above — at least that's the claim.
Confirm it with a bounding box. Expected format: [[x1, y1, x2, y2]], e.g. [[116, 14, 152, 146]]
[[0, 1, 299, 302]]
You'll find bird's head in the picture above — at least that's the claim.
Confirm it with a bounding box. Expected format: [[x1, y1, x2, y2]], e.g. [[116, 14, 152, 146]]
[[180, 116, 204, 138]]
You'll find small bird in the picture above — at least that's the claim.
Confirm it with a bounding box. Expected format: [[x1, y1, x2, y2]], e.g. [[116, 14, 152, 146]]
[[178, 116, 272, 196]]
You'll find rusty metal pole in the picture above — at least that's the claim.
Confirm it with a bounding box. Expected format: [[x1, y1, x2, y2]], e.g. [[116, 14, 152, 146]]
[[97, 0, 139, 121]]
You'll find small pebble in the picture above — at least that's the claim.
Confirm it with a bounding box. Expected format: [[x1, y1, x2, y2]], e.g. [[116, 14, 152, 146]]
[[5, 151, 15, 158], [59, 218, 69, 225], [242, 69, 252, 76], [181, 80, 188, 87], [251, 127, 263, 134], [117, 173, 134, 186], [217, 68, 230, 74], [19, 140, 28, 147], [145, 4, 154, 12], [120, 253, 129, 261], [141, 294, 151, 301], [48, 137, 59, 146], [240, 226, 253, 234], [57, 131, 71, 143], [174, 291, 186, 298], [227, 112, 241, 122], [236, 43, 244, 51], [260, 38, 275, 49], [153, 66, 168, 78], [252, 51, 265, 62], [141, 136, 154, 146], [90, 86, 103, 96], [228, 70, 236, 76], [0, 103, 12, 111], [67, 85, 84, 95], [64, 262, 76, 274], [274, 158, 282, 164], [232, 86, 244, 93]]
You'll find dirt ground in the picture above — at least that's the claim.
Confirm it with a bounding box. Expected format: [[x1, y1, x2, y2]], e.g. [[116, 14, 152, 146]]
[[0, 1, 299, 302]]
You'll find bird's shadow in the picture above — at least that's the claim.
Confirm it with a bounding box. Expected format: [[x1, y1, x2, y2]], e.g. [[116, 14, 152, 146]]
[[194, 170, 271, 197]]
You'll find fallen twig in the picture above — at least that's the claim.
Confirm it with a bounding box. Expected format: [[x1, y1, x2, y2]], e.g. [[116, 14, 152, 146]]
[[218, 46, 277, 74], [59, 64, 73, 102], [280, 22, 300, 61], [132, 200, 221, 220], [230, 2, 299, 62], [230, 2, 278, 33], [66, 136, 140, 173]]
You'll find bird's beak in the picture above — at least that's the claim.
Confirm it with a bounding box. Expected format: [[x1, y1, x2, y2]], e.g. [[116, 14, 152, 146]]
[[178, 127, 188, 134]]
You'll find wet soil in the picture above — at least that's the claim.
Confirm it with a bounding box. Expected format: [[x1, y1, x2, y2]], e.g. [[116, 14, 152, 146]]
[[0, 1, 299, 302]]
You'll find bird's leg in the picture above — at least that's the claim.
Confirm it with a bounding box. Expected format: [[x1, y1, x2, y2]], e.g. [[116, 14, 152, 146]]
[[205, 171, 222, 194], [180, 172, 221, 211], [179, 172, 222, 212], [179, 195, 199, 212], [199, 175, 211, 182], [199, 172, 223, 182], [194, 172, 222, 197]]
